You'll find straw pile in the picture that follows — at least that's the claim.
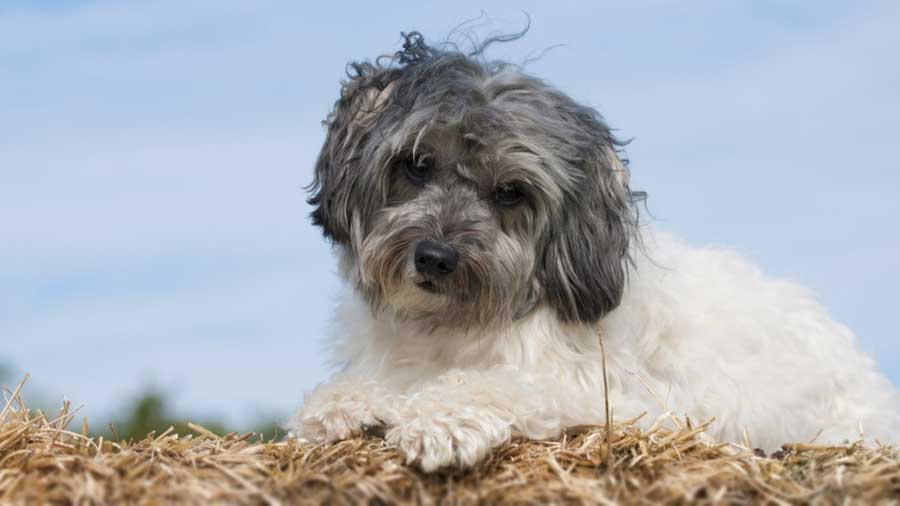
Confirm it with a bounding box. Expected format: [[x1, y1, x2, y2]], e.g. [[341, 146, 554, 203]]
[[2, 379, 898, 505]]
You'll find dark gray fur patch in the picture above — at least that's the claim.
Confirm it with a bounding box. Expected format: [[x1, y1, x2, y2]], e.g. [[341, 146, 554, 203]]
[[308, 32, 642, 327]]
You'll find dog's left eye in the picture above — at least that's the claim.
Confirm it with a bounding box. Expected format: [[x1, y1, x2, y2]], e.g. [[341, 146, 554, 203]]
[[404, 157, 433, 184], [494, 184, 523, 206]]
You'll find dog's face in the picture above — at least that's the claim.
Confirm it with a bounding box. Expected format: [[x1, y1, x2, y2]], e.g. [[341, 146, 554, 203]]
[[309, 34, 637, 330]]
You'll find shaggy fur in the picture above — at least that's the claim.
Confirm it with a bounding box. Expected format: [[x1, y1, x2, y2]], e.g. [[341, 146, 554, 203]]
[[289, 32, 900, 471]]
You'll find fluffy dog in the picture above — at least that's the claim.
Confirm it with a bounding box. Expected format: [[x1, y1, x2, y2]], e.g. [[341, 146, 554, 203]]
[[289, 32, 900, 471]]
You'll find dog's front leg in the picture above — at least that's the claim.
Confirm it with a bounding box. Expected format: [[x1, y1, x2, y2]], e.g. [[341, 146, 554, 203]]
[[385, 368, 553, 472], [289, 374, 396, 443]]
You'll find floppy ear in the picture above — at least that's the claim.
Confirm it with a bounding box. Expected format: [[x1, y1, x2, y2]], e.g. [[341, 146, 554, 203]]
[[308, 65, 398, 244], [539, 147, 634, 323]]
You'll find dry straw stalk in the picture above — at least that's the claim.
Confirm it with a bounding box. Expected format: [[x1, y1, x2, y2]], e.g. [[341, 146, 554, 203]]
[[1, 377, 898, 505]]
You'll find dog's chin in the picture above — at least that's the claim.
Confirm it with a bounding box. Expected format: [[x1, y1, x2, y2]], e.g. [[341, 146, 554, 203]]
[[415, 279, 440, 294], [384, 279, 450, 315], [379, 276, 518, 329]]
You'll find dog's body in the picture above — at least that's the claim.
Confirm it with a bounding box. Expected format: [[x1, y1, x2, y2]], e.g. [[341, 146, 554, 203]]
[[290, 33, 900, 471]]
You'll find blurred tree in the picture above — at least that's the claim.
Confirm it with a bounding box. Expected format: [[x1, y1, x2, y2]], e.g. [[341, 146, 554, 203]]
[[106, 389, 281, 442], [0, 361, 10, 384], [107, 389, 227, 441], [0, 365, 55, 414], [0, 365, 281, 441]]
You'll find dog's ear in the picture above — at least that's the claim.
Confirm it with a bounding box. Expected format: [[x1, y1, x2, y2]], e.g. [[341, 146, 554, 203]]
[[308, 65, 398, 244], [539, 146, 634, 323]]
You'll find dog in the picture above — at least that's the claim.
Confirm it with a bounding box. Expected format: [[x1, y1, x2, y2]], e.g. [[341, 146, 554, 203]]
[[289, 32, 900, 471]]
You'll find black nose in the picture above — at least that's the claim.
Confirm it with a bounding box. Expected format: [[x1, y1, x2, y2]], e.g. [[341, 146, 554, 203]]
[[415, 240, 459, 277]]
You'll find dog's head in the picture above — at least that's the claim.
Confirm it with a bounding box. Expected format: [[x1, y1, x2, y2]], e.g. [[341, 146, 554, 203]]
[[309, 33, 639, 330]]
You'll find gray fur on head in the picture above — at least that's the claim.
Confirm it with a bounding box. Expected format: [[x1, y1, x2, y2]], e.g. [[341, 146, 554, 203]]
[[308, 31, 642, 328]]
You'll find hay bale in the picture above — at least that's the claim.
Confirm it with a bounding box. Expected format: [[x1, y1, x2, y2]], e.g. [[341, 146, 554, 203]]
[[1, 379, 898, 505]]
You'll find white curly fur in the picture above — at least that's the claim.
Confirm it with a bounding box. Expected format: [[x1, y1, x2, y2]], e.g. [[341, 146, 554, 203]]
[[290, 231, 900, 471]]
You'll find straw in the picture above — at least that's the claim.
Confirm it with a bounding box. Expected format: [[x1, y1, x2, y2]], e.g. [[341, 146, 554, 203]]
[[1, 376, 897, 505]]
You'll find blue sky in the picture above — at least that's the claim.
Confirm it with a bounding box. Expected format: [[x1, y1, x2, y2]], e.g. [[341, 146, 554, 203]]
[[1, 0, 898, 427]]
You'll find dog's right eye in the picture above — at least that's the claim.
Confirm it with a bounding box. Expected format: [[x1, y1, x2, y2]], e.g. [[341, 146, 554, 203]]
[[403, 156, 433, 184]]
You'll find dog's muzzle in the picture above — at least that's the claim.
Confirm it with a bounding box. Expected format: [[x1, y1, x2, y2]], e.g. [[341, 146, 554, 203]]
[[414, 240, 459, 279]]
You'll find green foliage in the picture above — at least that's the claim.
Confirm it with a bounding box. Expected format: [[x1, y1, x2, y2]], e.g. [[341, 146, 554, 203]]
[[105, 389, 282, 442], [106, 391, 224, 441], [0, 362, 10, 384], [1, 360, 282, 442]]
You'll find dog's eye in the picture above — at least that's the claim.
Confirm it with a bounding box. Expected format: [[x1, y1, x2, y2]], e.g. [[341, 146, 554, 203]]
[[403, 156, 433, 184], [494, 183, 523, 206]]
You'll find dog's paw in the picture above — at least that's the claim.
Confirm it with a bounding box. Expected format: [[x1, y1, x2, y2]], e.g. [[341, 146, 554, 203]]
[[385, 411, 510, 472], [292, 392, 383, 443]]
